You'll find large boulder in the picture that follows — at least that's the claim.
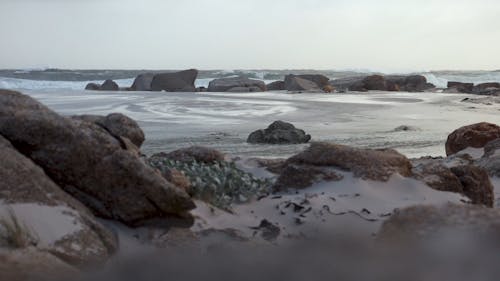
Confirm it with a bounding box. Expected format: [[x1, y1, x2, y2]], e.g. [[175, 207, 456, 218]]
[[472, 82, 500, 95], [0, 135, 117, 266], [330, 75, 434, 92], [0, 90, 195, 226], [362, 75, 387, 91], [386, 75, 434, 92], [150, 69, 198, 92], [247, 121, 311, 145], [266, 81, 285, 91], [284, 75, 321, 92], [274, 142, 412, 190], [445, 122, 500, 156], [100, 79, 119, 91], [378, 203, 500, 242], [446, 81, 474, 93], [294, 74, 330, 89], [72, 113, 145, 148], [130, 73, 155, 91], [207, 77, 266, 92]]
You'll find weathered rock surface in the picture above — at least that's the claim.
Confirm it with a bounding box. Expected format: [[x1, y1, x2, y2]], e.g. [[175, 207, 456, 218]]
[[150, 146, 226, 164], [477, 138, 500, 177], [378, 203, 500, 241], [284, 75, 322, 92], [330, 75, 433, 92], [130, 73, 155, 91], [207, 77, 266, 92], [72, 113, 145, 148], [0, 135, 117, 266], [0, 90, 195, 226], [150, 69, 198, 92], [446, 81, 474, 93], [445, 122, 500, 156], [247, 121, 311, 145], [266, 81, 285, 91], [411, 155, 494, 207], [0, 248, 79, 281], [473, 82, 500, 95], [274, 142, 412, 190]]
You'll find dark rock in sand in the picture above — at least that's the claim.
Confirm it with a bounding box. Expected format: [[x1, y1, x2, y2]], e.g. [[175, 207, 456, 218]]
[[0, 90, 195, 226], [72, 113, 145, 148], [247, 121, 311, 145], [130, 73, 155, 91], [100, 79, 119, 91], [274, 142, 412, 190], [151, 146, 226, 164], [450, 165, 494, 207], [284, 75, 322, 92], [477, 139, 500, 177], [447, 81, 474, 93], [85, 83, 100, 91], [266, 81, 285, 91], [445, 122, 500, 156], [378, 203, 500, 242], [0, 135, 117, 266], [207, 77, 266, 92], [151, 69, 198, 92]]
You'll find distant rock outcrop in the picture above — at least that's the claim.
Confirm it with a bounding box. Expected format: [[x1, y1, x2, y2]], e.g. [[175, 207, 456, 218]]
[[0, 90, 195, 226], [330, 75, 434, 92], [446, 81, 474, 93], [150, 69, 198, 92], [247, 121, 311, 145], [207, 77, 266, 92], [85, 80, 119, 91], [445, 122, 500, 156], [266, 81, 285, 91], [130, 73, 155, 91], [284, 74, 330, 92]]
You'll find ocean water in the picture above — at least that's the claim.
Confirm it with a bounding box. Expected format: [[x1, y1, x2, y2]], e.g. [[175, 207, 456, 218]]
[[1, 69, 499, 159]]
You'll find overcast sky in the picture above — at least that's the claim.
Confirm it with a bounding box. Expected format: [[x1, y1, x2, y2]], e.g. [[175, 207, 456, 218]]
[[1, 0, 499, 71]]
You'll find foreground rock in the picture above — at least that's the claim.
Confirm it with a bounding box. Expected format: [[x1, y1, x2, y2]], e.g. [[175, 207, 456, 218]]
[[445, 81, 474, 93], [150, 69, 198, 92], [247, 121, 311, 145], [378, 203, 500, 241], [473, 82, 500, 95], [85, 79, 119, 91], [72, 113, 145, 148], [207, 77, 266, 92], [477, 139, 500, 177], [266, 81, 285, 91], [0, 90, 195, 226], [274, 142, 412, 190], [0, 135, 117, 266], [445, 122, 500, 156]]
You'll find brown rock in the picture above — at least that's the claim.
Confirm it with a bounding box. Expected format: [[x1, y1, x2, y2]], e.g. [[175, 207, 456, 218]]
[[151, 69, 198, 92], [274, 142, 412, 190], [362, 75, 387, 91], [0, 90, 195, 226], [0, 135, 117, 266], [72, 113, 145, 148], [378, 203, 500, 242], [450, 165, 494, 207], [445, 122, 500, 156]]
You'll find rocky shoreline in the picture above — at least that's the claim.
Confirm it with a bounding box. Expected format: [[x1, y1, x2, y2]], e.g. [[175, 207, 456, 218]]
[[1, 89, 500, 279], [84, 69, 500, 96]]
